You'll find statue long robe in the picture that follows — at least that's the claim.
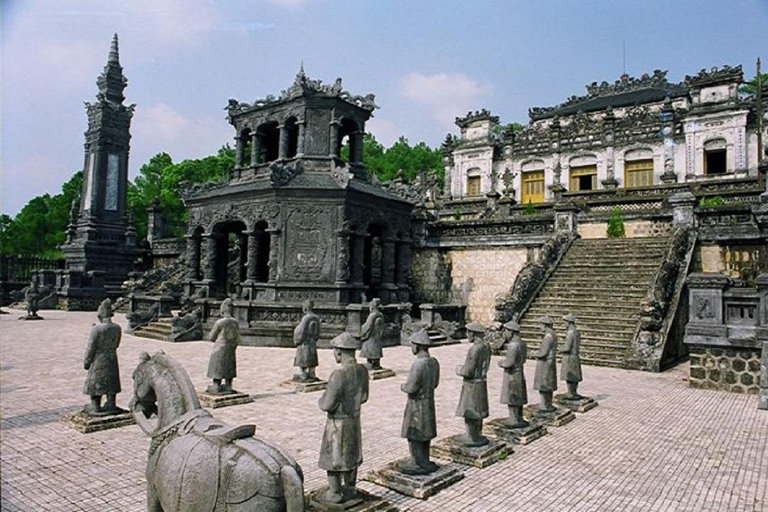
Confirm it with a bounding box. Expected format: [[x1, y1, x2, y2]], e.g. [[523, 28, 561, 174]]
[[560, 326, 583, 382], [500, 334, 528, 406], [318, 361, 369, 471], [456, 341, 491, 419], [359, 310, 384, 359], [533, 329, 558, 392], [293, 312, 320, 368], [401, 355, 440, 442], [83, 322, 122, 396], [207, 316, 239, 380]]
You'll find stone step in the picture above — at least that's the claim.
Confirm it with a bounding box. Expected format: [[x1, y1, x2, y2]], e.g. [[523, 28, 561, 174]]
[[528, 299, 642, 312], [556, 263, 660, 271], [132, 330, 171, 341], [520, 327, 635, 341], [570, 238, 668, 247], [535, 290, 647, 300]]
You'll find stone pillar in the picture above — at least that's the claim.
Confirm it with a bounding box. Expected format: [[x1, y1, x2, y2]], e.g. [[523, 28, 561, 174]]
[[202, 233, 218, 282], [335, 228, 351, 284], [235, 136, 244, 168], [669, 190, 697, 227], [760, 340, 768, 410], [250, 132, 260, 166], [329, 120, 340, 158], [553, 202, 580, 233], [602, 108, 619, 188], [350, 234, 365, 284], [279, 124, 289, 159], [186, 234, 201, 281], [395, 239, 412, 285], [237, 232, 248, 283], [246, 231, 260, 282], [297, 120, 306, 156], [146, 198, 163, 245], [352, 131, 364, 164], [660, 99, 678, 184], [267, 228, 281, 282], [684, 273, 731, 344], [758, 273, 768, 410], [381, 238, 396, 284]]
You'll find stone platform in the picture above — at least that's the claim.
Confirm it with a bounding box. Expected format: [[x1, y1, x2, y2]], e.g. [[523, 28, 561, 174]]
[[61, 409, 135, 434], [368, 368, 396, 381], [523, 404, 575, 427], [307, 488, 398, 512], [280, 378, 329, 393], [430, 434, 508, 468], [484, 417, 548, 445], [197, 390, 254, 409], [366, 459, 464, 499], [554, 394, 599, 413]]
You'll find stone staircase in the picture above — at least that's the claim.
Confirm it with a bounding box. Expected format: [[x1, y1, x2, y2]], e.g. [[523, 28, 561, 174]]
[[131, 317, 173, 341], [519, 237, 669, 368]]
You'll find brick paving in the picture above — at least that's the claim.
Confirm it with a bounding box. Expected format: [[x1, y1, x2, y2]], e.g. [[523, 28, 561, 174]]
[[1, 309, 767, 511]]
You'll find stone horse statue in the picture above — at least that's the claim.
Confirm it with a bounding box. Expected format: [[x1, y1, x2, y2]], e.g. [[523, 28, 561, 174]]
[[131, 351, 305, 512]]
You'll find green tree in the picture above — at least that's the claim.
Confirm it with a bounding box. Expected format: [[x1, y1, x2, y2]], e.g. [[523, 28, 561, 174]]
[[606, 207, 626, 238], [739, 71, 768, 97], [342, 133, 444, 185]]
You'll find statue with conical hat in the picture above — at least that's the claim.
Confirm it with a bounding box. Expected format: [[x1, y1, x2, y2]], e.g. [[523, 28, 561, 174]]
[[293, 300, 320, 382], [455, 322, 491, 446], [398, 329, 440, 475], [499, 320, 529, 428], [533, 316, 558, 411], [560, 313, 583, 399], [359, 298, 384, 370], [83, 299, 123, 415], [206, 298, 240, 395], [316, 332, 369, 506]]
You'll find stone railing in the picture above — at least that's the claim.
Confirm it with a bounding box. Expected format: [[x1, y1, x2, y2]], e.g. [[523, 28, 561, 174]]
[[684, 273, 768, 399], [427, 214, 555, 245]]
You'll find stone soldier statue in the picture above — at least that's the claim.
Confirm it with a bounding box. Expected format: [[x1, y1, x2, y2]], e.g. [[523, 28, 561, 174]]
[[533, 316, 558, 411], [25, 281, 41, 319], [455, 322, 491, 446], [206, 298, 240, 394], [359, 297, 384, 370], [82, 299, 122, 415], [293, 300, 320, 382], [499, 320, 529, 428], [317, 332, 369, 505], [560, 313, 583, 400], [398, 329, 440, 475]]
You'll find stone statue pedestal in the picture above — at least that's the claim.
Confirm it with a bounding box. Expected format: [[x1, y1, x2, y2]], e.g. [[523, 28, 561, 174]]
[[280, 378, 328, 393], [307, 487, 397, 512], [62, 408, 135, 434], [484, 418, 548, 445], [366, 459, 464, 499], [523, 404, 575, 427], [554, 394, 599, 413], [18, 314, 43, 321], [197, 390, 254, 409], [430, 434, 508, 468], [368, 368, 396, 381]]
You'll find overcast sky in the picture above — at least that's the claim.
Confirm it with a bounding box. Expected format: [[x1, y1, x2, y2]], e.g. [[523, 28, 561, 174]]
[[1, 0, 766, 215]]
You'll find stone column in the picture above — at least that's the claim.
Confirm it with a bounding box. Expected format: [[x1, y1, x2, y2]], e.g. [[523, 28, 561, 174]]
[[660, 99, 678, 184], [335, 228, 351, 284], [246, 231, 260, 282], [352, 131, 364, 164], [237, 232, 248, 283], [146, 198, 163, 245], [278, 124, 289, 159], [669, 190, 697, 227], [381, 238, 396, 285], [202, 233, 218, 282], [235, 136, 244, 168], [186, 234, 201, 280], [684, 273, 730, 344], [395, 239, 412, 285], [266, 228, 281, 282], [602, 108, 618, 188], [329, 120, 340, 158], [250, 132, 260, 166], [553, 202, 580, 233], [297, 120, 306, 156], [350, 233, 365, 284]]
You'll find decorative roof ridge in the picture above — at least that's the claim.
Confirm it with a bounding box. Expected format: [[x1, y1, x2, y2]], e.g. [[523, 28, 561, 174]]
[[455, 109, 499, 128], [684, 64, 744, 87]]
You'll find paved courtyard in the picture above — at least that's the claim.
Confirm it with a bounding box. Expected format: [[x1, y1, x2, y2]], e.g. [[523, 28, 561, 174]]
[[1, 309, 766, 511]]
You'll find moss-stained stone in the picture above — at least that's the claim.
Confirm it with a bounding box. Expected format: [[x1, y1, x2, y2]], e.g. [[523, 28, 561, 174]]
[[688, 346, 761, 394]]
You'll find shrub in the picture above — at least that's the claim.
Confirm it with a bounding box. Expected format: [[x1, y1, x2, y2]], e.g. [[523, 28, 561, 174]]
[[606, 207, 625, 238], [522, 200, 536, 216], [699, 196, 725, 207]]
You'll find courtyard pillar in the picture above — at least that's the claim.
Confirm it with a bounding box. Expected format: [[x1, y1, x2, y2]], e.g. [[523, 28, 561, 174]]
[[267, 228, 281, 282], [185, 233, 201, 280], [279, 123, 289, 159], [246, 230, 260, 282], [352, 131, 364, 164], [335, 228, 351, 284], [350, 233, 365, 284], [202, 233, 218, 282], [237, 232, 248, 282], [381, 237, 396, 286], [235, 136, 244, 168], [250, 132, 260, 166], [297, 120, 306, 156], [395, 238, 412, 286], [329, 120, 341, 158]]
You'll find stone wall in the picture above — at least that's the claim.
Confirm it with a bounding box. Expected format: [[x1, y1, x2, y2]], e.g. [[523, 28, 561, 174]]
[[578, 219, 671, 239], [411, 249, 454, 304], [689, 346, 761, 394], [697, 243, 767, 284]]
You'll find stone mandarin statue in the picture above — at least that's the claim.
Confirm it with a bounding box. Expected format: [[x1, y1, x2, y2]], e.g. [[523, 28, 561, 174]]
[[455, 322, 491, 446], [499, 320, 529, 428], [398, 329, 440, 475], [560, 313, 583, 399], [206, 298, 240, 394], [359, 297, 384, 370], [25, 281, 42, 319], [316, 332, 369, 505], [293, 300, 321, 382], [83, 299, 123, 415], [533, 316, 558, 411]]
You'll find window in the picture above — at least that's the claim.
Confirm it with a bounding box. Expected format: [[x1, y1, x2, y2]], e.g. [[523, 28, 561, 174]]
[[522, 170, 545, 204], [625, 159, 654, 188], [569, 165, 597, 191], [705, 149, 727, 175], [466, 176, 481, 197]]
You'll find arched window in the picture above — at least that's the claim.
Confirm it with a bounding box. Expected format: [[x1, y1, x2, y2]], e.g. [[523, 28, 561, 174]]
[[338, 118, 361, 163], [284, 117, 299, 159], [257, 121, 280, 163]]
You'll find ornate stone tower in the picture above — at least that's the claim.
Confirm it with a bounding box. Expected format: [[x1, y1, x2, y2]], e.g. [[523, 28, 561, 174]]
[[61, 34, 137, 295]]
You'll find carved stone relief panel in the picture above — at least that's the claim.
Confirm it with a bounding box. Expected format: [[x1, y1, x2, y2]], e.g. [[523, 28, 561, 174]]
[[305, 108, 331, 156], [284, 204, 336, 282]]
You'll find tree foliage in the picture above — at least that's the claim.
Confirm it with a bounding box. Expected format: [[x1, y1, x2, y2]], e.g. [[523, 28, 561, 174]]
[[342, 133, 444, 185], [606, 207, 626, 238], [0, 172, 83, 256], [739, 71, 768, 97]]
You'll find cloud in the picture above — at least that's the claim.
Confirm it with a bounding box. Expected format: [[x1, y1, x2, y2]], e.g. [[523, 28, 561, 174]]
[[0, 155, 72, 215], [399, 72, 491, 130], [366, 118, 401, 147], [268, 0, 308, 9], [122, 0, 220, 47]]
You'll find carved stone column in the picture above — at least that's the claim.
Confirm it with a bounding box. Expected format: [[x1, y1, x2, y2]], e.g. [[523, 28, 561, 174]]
[[350, 233, 365, 284], [381, 238, 396, 285], [246, 231, 260, 282], [335, 228, 351, 284], [186, 234, 202, 280], [266, 228, 281, 282], [202, 233, 218, 282], [329, 120, 340, 157], [669, 190, 697, 227], [352, 131, 364, 164], [250, 132, 260, 166], [235, 136, 244, 168], [297, 120, 306, 156], [602, 108, 618, 189], [278, 124, 289, 160], [395, 239, 412, 285], [237, 232, 248, 283]]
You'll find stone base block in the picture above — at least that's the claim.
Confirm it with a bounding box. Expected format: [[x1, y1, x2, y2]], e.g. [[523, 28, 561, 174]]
[[197, 391, 254, 409], [280, 379, 328, 393], [484, 418, 548, 445], [368, 368, 396, 381], [61, 409, 135, 434], [554, 394, 599, 413], [307, 487, 398, 512], [430, 434, 508, 468], [366, 458, 464, 499], [18, 315, 44, 321], [523, 405, 575, 427]]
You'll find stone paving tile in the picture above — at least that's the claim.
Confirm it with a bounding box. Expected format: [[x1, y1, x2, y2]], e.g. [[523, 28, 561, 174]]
[[1, 309, 767, 511]]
